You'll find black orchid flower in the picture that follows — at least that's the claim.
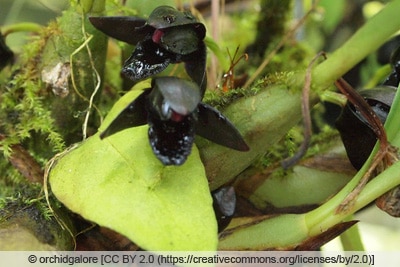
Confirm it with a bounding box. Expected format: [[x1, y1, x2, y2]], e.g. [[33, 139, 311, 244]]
[[336, 45, 400, 170], [100, 77, 249, 166], [89, 6, 207, 94], [336, 86, 395, 169]]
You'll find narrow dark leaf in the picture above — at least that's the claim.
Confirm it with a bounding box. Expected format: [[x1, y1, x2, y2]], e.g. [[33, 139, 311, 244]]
[[89, 16, 149, 45], [295, 221, 358, 250], [100, 90, 149, 139], [184, 42, 207, 95], [196, 103, 249, 151]]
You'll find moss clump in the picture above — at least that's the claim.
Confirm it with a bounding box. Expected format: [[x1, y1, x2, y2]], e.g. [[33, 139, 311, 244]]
[[0, 26, 65, 160], [0, 183, 75, 250]]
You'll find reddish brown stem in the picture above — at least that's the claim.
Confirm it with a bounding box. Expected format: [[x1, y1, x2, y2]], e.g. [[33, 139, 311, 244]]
[[281, 52, 326, 169], [334, 78, 388, 149], [334, 78, 398, 213], [0, 134, 44, 184]]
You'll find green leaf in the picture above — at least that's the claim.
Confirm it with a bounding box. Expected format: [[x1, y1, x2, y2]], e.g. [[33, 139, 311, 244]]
[[49, 82, 217, 251], [204, 36, 229, 71]]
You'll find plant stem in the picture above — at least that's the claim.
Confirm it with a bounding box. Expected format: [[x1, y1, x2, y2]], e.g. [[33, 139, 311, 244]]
[[320, 91, 347, 107], [219, 153, 400, 250], [339, 216, 365, 251], [1, 23, 42, 36], [312, 0, 400, 89], [384, 84, 400, 144], [306, 81, 400, 237], [306, 160, 400, 235]]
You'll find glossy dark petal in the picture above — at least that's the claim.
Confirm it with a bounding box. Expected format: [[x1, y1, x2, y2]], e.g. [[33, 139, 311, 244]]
[[148, 110, 195, 166], [89, 16, 149, 45], [335, 87, 393, 170], [100, 90, 149, 139], [121, 39, 173, 81], [383, 72, 400, 87], [159, 26, 201, 55], [358, 86, 396, 107], [150, 77, 201, 117], [382, 46, 400, 86], [212, 186, 236, 232], [184, 42, 207, 96], [390, 44, 400, 69], [147, 5, 204, 32], [335, 104, 376, 170], [196, 103, 249, 151]]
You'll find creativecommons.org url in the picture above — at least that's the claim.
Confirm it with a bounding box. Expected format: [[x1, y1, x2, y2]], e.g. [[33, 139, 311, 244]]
[[24, 252, 376, 266]]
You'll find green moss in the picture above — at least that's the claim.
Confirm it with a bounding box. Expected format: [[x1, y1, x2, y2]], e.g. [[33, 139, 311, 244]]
[[0, 182, 74, 250], [0, 0, 109, 162], [0, 30, 66, 160], [257, 124, 340, 171], [0, 183, 49, 219], [0, 73, 65, 158], [203, 70, 299, 111]]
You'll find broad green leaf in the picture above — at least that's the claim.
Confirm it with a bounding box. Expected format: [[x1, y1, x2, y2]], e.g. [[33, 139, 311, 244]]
[[49, 81, 217, 251]]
